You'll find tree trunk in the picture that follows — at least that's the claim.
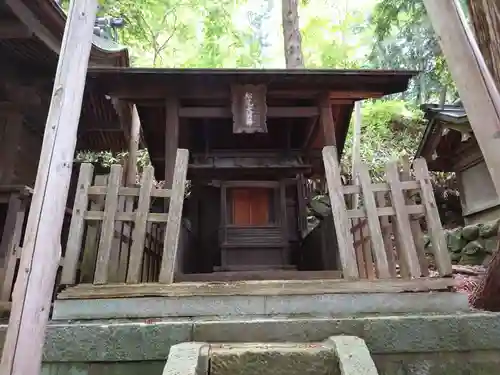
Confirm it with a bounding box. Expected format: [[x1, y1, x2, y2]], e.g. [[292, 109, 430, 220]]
[[467, 0, 500, 310], [468, 0, 500, 84], [470, 228, 500, 311], [281, 0, 304, 68]]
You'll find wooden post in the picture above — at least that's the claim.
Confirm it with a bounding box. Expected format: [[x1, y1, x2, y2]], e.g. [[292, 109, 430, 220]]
[[0, 1, 97, 375], [165, 96, 180, 189], [351, 101, 362, 209], [323, 146, 359, 279], [319, 94, 337, 147], [127, 105, 141, 186], [159, 149, 189, 283], [423, 0, 500, 196]]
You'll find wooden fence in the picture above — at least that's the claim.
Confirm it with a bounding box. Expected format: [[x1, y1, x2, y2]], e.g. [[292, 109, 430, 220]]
[[61, 149, 189, 285], [0, 187, 32, 307], [323, 146, 452, 280]]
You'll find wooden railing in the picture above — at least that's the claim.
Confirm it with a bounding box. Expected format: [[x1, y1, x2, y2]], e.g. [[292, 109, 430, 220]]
[[323, 146, 452, 280], [60, 149, 189, 285]]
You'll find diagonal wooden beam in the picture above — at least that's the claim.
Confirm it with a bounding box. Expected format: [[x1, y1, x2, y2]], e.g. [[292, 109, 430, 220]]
[[0, 2, 98, 375], [423, 0, 500, 196]]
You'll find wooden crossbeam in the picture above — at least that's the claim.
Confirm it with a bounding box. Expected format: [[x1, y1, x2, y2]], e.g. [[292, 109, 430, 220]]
[[0, 21, 31, 39], [177, 106, 319, 118]]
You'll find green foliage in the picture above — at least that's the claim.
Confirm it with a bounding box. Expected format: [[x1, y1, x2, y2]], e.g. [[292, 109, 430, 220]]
[[342, 100, 425, 179], [76, 149, 151, 172], [367, 0, 459, 104]]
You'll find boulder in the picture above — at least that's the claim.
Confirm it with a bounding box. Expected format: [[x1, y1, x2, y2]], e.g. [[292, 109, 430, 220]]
[[479, 219, 500, 238], [446, 228, 466, 252], [462, 224, 481, 241], [460, 240, 486, 265]]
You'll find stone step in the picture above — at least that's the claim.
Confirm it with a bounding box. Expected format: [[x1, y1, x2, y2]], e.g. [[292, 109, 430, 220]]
[[162, 337, 379, 375]]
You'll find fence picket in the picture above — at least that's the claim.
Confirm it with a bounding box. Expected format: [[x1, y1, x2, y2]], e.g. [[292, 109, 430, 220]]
[[413, 158, 452, 276], [160, 148, 189, 283], [323, 146, 359, 279], [375, 192, 397, 277], [61, 163, 94, 284], [400, 155, 429, 276], [357, 163, 390, 278], [127, 166, 155, 283], [94, 165, 122, 284], [385, 161, 422, 278]]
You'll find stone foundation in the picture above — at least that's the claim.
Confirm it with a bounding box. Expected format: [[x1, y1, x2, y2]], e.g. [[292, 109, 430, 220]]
[[0, 312, 498, 374]]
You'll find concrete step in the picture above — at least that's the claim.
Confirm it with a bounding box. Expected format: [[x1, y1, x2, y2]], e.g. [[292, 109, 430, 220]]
[[162, 337, 378, 375]]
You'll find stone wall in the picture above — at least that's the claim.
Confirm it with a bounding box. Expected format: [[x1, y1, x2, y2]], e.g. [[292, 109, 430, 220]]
[[424, 219, 500, 266]]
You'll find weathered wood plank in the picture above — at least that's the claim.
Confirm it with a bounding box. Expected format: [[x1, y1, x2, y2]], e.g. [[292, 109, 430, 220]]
[[385, 161, 421, 278], [323, 146, 358, 279], [127, 166, 155, 283], [79, 175, 107, 283], [0, 1, 98, 375], [423, 0, 500, 196], [0, 196, 25, 301], [319, 94, 336, 146], [352, 219, 367, 279], [94, 165, 122, 284], [357, 163, 390, 278], [347, 204, 424, 218], [61, 163, 94, 285], [87, 185, 170, 198], [84, 211, 169, 222], [164, 96, 180, 191], [400, 155, 429, 276], [58, 277, 456, 299], [159, 149, 189, 283], [176, 270, 343, 282], [375, 192, 397, 278], [413, 158, 453, 276], [343, 181, 419, 195]]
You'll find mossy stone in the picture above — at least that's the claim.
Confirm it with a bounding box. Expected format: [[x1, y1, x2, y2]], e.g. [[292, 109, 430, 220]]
[[479, 219, 500, 238], [462, 224, 481, 241], [446, 229, 466, 252]]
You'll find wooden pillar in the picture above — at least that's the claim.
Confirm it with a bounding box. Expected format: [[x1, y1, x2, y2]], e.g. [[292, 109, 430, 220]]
[[165, 96, 180, 189], [423, 0, 500, 195], [126, 105, 141, 186], [319, 94, 337, 147], [0, 1, 97, 375]]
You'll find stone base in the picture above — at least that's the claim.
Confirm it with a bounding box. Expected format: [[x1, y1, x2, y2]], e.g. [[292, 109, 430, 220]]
[[24, 312, 500, 375], [52, 292, 469, 320]]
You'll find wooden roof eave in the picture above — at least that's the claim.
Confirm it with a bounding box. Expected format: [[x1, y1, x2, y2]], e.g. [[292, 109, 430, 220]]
[[4, 0, 129, 67]]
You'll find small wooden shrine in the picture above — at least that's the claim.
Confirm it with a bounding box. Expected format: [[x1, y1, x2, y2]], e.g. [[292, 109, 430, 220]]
[[51, 67, 453, 305]]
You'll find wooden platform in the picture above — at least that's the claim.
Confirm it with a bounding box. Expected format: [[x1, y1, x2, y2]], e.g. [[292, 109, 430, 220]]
[[176, 270, 342, 282], [57, 277, 456, 300], [52, 277, 464, 320]]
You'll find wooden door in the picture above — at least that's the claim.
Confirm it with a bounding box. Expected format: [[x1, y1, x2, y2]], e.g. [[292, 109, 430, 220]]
[[231, 188, 270, 226]]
